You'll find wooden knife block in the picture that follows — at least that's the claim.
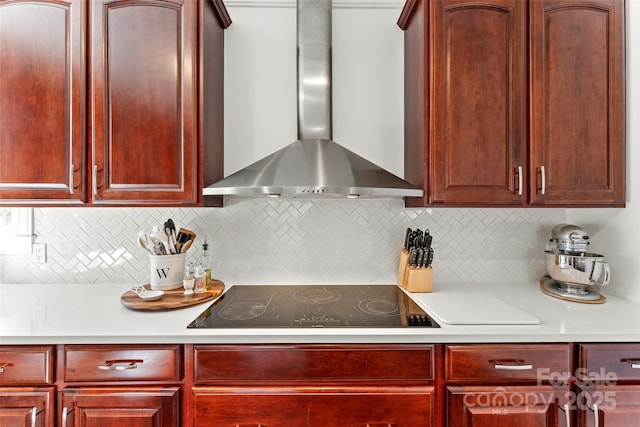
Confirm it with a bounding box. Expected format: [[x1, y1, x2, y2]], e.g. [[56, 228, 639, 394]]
[[397, 249, 433, 293], [405, 267, 432, 292], [397, 249, 410, 286]]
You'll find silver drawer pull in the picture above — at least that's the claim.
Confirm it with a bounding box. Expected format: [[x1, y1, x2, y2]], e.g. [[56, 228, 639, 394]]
[[97, 359, 143, 370], [490, 359, 533, 370], [540, 165, 546, 195], [30, 406, 37, 427], [623, 358, 640, 369], [592, 403, 599, 427], [494, 364, 533, 370], [0, 362, 12, 373]]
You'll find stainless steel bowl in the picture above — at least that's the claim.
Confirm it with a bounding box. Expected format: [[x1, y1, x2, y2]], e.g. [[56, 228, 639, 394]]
[[545, 250, 610, 289]]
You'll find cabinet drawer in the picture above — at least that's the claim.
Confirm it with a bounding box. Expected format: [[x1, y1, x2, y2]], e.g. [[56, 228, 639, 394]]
[[0, 346, 54, 385], [63, 345, 182, 382], [194, 386, 434, 427], [579, 343, 640, 382], [194, 344, 434, 384], [446, 344, 571, 383]]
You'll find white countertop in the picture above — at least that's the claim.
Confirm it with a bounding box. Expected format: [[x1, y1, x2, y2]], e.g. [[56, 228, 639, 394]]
[[1, 282, 639, 345]]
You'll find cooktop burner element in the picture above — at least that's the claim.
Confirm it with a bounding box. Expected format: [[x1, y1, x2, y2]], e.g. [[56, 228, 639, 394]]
[[187, 285, 439, 328]]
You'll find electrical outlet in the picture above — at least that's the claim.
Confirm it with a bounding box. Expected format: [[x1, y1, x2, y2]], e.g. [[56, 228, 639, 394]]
[[32, 243, 47, 265]]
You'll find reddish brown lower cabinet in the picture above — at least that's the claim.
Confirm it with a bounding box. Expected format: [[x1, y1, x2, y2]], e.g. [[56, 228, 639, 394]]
[[576, 344, 640, 427], [194, 386, 434, 426], [445, 344, 572, 427], [447, 386, 570, 427], [58, 345, 184, 427], [0, 387, 55, 427], [192, 344, 437, 427], [59, 387, 179, 427], [5, 342, 640, 426], [576, 385, 640, 427], [0, 346, 55, 427]]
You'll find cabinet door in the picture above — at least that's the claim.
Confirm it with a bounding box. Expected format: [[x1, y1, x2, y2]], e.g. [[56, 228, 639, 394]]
[[91, 0, 198, 205], [60, 387, 179, 427], [529, 0, 625, 206], [194, 386, 434, 427], [0, 387, 55, 427], [429, 0, 526, 205], [577, 385, 640, 427], [0, 0, 86, 204], [447, 386, 570, 427]]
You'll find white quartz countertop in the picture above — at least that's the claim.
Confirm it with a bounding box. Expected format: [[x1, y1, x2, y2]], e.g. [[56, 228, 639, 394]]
[[1, 282, 639, 345]]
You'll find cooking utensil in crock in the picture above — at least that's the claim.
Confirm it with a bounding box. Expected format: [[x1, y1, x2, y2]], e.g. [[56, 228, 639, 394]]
[[150, 228, 171, 254], [137, 231, 157, 254]]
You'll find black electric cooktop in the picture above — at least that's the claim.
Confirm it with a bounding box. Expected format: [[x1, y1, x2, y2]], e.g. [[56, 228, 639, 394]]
[[187, 285, 439, 328]]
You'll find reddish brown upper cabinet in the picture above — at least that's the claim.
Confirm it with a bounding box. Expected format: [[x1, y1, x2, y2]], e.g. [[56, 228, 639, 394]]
[[0, 0, 230, 207], [398, 0, 625, 207], [529, 0, 625, 206], [0, 0, 87, 205]]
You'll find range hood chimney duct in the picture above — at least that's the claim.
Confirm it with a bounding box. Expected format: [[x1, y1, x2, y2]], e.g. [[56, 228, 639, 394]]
[[202, 0, 423, 199]]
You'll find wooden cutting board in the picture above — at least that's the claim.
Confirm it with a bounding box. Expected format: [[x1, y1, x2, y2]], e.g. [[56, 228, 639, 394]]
[[120, 280, 225, 311]]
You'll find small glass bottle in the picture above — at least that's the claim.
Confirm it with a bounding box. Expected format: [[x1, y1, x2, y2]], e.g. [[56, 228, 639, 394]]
[[194, 263, 207, 294], [183, 262, 195, 295], [201, 239, 212, 289]]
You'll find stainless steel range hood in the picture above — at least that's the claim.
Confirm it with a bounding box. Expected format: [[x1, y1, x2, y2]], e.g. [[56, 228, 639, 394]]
[[203, 0, 423, 199]]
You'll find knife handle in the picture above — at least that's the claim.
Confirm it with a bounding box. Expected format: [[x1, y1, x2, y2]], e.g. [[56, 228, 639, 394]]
[[424, 233, 433, 250], [426, 248, 434, 267], [416, 248, 425, 268], [409, 248, 417, 267], [404, 227, 413, 250]]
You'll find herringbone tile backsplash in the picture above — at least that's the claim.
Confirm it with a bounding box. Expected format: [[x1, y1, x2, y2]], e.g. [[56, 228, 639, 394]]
[[0, 200, 564, 285]]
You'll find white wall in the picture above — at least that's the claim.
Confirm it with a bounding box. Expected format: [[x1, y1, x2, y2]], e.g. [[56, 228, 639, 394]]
[[5, 1, 633, 301], [223, 0, 640, 302], [223, 0, 406, 176], [568, 0, 640, 302]]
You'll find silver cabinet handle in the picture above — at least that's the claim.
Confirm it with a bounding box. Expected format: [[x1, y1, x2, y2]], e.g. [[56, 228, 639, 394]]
[[30, 406, 37, 427], [540, 165, 546, 195], [0, 362, 11, 373], [517, 166, 523, 196], [62, 406, 74, 427], [97, 359, 143, 370], [69, 164, 74, 194], [92, 165, 98, 196], [563, 403, 570, 427], [623, 358, 640, 369], [490, 359, 533, 370], [592, 403, 599, 427], [494, 363, 533, 370]]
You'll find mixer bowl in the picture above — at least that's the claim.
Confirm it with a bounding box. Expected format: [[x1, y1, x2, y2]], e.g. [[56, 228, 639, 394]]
[[545, 250, 610, 288]]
